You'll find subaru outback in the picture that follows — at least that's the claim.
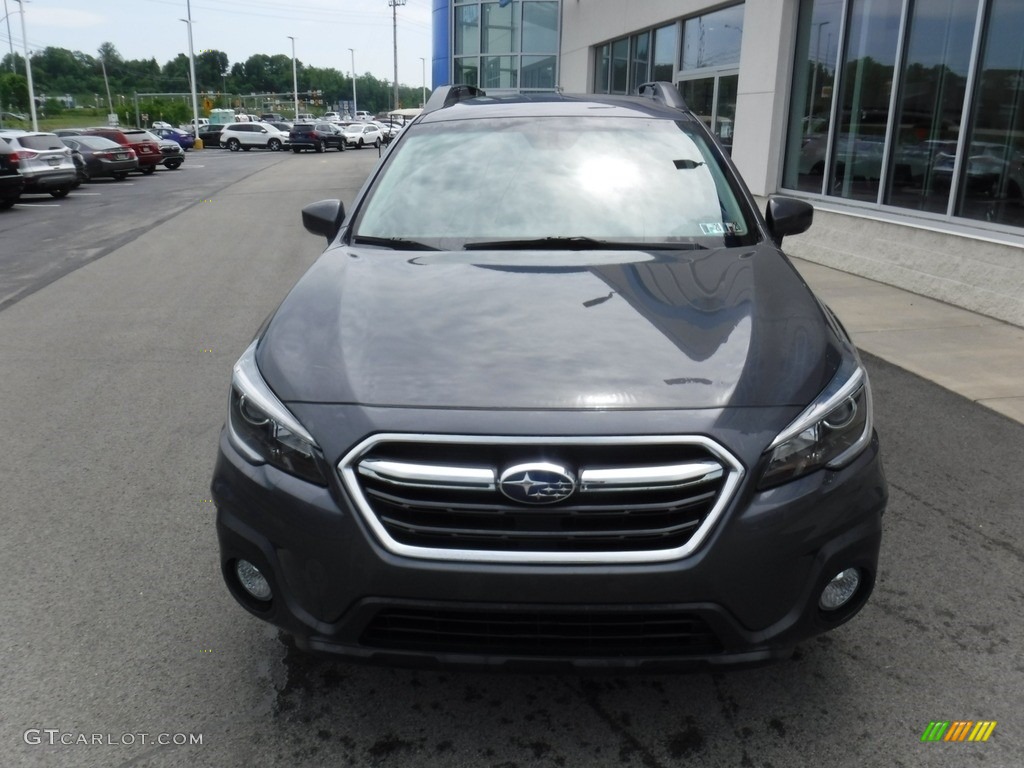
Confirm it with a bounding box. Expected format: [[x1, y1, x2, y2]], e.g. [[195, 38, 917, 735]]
[[211, 83, 887, 670]]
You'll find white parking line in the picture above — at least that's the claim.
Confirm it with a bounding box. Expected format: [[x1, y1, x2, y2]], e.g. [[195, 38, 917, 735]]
[[70, 192, 103, 196], [14, 203, 61, 208]]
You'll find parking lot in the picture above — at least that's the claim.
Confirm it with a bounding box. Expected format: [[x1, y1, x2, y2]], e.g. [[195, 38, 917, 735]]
[[1, 146, 1021, 768]]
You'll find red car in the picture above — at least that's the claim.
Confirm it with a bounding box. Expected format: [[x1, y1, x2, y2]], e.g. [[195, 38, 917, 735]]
[[81, 127, 163, 175]]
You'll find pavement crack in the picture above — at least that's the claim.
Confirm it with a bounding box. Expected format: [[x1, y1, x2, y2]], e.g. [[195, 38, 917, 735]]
[[563, 678, 669, 768]]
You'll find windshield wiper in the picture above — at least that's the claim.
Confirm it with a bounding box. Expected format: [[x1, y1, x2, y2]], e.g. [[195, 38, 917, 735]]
[[464, 237, 706, 251], [352, 236, 439, 251]]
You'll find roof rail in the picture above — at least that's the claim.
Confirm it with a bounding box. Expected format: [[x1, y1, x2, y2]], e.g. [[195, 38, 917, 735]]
[[636, 81, 689, 111], [423, 84, 487, 114]]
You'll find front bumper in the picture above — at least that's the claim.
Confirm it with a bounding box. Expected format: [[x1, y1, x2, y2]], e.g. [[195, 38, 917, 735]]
[[212, 426, 886, 671]]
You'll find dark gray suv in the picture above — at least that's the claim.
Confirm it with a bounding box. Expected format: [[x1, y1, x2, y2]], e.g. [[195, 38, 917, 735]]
[[211, 83, 887, 670]]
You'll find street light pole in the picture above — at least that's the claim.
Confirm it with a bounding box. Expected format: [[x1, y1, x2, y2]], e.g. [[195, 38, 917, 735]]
[[349, 48, 357, 117], [14, 0, 37, 130], [419, 57, 425, 107], [183, 0, 201, 145], [388, 0, 406, 112], [288, 36, 298, 120], [3, 0, 15, 72]]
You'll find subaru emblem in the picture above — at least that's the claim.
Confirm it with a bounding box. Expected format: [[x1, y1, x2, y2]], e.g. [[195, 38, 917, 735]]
[[498, 463, 576, 505]]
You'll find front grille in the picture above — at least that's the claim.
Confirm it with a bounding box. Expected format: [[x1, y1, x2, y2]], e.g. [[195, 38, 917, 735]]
[[339, 434, 742, 563], [361, 607, 723, 657]]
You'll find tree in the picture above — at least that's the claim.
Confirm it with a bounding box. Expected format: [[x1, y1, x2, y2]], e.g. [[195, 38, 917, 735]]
[[0, 72, 29, 111], [196, 50, 229, 91]]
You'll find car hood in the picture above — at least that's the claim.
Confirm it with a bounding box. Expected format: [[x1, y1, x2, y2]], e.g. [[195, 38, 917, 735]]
[[257, 244, 841, 410]]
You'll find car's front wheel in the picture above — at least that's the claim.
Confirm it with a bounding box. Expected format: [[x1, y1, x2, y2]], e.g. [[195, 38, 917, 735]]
[[141, 166, 156, 175], [165, 160, 182, 170], [268, 138, 282, 151], [50, 187, 71, 198], [227, 138, 241, 152], [0, 198, 17, 209], [113, 172, 128, 180], [374, 138, 381, 149], [292, 146, 301, 154], [316, 139, 326, 153]]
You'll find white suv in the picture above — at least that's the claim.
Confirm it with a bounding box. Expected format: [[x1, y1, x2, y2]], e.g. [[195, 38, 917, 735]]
[[219, 123, 289, 152], [0, 129, 78, 197]]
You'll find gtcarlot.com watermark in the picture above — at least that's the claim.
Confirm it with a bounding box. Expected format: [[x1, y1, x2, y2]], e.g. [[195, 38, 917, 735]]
[[24, 729, 203, 747]]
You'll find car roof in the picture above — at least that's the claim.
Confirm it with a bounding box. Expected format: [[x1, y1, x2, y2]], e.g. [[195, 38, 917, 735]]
[[417, 87, 699, 126]]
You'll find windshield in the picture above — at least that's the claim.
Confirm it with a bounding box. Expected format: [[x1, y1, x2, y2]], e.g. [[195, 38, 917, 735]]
[[354, 116, 758, 249]]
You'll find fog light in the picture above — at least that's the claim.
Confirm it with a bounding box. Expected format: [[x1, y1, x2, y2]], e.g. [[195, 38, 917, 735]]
[[235, 559, 272, 602], [819, 568, 861, 610]]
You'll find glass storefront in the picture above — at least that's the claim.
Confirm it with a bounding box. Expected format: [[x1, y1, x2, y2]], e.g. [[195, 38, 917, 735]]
[[784, 0, 1024, 230], [592, 6, 742, 151], [453, 0, 559, 91]]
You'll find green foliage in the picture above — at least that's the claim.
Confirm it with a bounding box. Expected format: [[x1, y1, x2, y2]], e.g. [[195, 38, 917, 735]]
[[2, 42, 426, 123], [1, 72, 29, 111]]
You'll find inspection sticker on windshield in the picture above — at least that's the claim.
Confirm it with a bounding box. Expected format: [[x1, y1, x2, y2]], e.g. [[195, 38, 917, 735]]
[[700, 222, 739, 235]]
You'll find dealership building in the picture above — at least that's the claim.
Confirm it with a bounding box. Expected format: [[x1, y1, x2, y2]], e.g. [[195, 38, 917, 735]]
[[430, 0, 1024, 327]]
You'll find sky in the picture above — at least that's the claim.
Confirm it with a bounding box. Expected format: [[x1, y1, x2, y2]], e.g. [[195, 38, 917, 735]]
[[1, 0, 434, 87]]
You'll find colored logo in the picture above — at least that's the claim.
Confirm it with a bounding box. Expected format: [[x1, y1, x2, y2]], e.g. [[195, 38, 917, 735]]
[[921, 721, 996, 742], [498, 463, 576, 504]]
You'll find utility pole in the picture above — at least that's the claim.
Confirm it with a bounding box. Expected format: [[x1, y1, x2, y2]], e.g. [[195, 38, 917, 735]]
[[388, 0, 406, 112], [349, 48, 357, 117], [14, 0, 36, 130]]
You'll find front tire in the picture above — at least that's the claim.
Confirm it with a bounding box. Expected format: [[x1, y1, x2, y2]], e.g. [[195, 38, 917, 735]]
[[374, 138, 381, 149], [50, 187, 71, 198], [292, 146, 301, 153], [165, 160, 182, 170], [316, 139, 326, 153], [268, 138, 282, 151], [141, 166, 156, 175], [113, 172, 128, 180], [227, 138, 241, 152]]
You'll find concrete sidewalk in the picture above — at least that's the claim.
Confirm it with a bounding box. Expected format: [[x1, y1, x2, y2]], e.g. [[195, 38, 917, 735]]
[[793, 258, 1024, 426]]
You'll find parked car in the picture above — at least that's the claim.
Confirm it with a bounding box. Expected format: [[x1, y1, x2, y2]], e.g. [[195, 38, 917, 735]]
[[180, 118, 210, 135], [157, 137, 186, 169], [0, 138, 25, 209], [322, 112, 342, 123], [219, 122, 289, 152], [929, 141, 1024, 199], [58, 135, 138, 181], [288, 122, 346, 153], [151, 126, 196, 150], [0, 129, 78, 197], [341, 122, 384, 149], [198, 124, 225, 148], [61, 127, 163, 175], [211, 83, 887, 670], [260, 113, 284, 122]]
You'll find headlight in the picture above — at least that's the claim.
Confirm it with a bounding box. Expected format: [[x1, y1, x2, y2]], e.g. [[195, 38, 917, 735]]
[[226, 340, 327, 486], [758, 359, 873, 489]]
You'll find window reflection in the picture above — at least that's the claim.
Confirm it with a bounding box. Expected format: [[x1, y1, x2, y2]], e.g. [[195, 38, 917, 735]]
[[885, 0, 975, 214], [958, 0, 1024, 227], [829, 0, 902, 202]]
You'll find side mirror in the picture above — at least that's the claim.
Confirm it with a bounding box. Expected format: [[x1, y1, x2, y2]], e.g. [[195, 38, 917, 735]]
[[301, 199, 346, 243], [765, 196, 814, 246]]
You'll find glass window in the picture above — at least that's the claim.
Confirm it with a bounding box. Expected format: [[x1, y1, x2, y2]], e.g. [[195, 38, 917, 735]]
[[482, 1, 518, 55], [455, 58, 480, 87], [595, 43, 611, 93], [482, 55, 518, 89], [653, 24, 678, 82], [522, 55, 557, 89], [522, 1, 558, 54], [957, 0, 1024, 227], [682, 4, 744, 71], [455, 4, 480, 56], [611, 38, 629, 94], [829, 0, 902, 202], [783, 0, 842, 192], [630, 32, 651, 92], [886, 0, 976, 214], [679, 78, 715, 131], [355, 116, 758, 248]]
